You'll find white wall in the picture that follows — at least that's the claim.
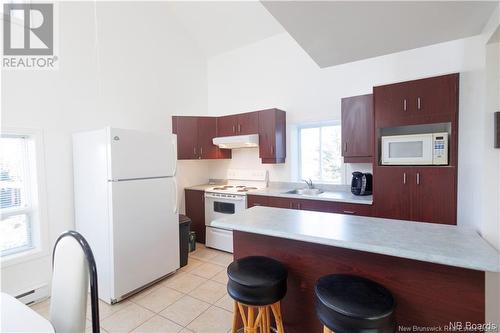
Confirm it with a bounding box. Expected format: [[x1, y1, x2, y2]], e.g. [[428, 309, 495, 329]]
[[481, 5, 500, 324], [207, 32, 486, 228], [1, 2, 211, 296]]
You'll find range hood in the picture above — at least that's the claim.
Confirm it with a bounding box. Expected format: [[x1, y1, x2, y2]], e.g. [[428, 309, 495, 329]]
[[213, 134, 259, 149]]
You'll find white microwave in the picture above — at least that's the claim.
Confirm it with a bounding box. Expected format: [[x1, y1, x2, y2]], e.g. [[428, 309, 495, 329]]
[[381, 132, 448, 165]]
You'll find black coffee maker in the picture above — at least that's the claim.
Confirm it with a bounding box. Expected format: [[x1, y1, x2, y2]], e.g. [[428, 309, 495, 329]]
[[351, 172, 373, 196]]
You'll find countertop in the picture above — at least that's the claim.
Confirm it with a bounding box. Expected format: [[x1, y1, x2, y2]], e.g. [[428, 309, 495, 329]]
[[185, 184, 373, 205], [249, 187, 373, 205], [184, 184, 216, 191], [212, 206, 500, 272]]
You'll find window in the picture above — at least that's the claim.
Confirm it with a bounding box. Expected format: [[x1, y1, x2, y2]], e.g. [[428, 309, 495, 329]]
[[0, 135, 36, 257], [298, 124, 343, 183]]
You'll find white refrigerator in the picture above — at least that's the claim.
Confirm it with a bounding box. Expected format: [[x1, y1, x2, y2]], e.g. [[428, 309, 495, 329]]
[[73, 127, 179, 304]]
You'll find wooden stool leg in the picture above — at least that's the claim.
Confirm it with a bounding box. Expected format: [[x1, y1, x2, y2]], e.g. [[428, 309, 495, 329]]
[[257, 307, 265, 333], [232, 301, 240, 333], [270, 302, 285, 333]]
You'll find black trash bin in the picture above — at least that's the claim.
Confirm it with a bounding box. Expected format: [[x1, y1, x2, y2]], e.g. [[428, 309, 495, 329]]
[[179, 214, 191, 268]]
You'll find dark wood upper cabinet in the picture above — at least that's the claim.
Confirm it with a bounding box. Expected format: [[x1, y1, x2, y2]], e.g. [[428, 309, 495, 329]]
[[172, 116, 198, 160], [258, 109, 286, 164], [216, 112, 259, 137], [184, 189, 206, 243], [175, 109, 285, 164], [374, 73, 459, 127], [237, 112, 259, 135], [172, 116, 231, 160], [341, 94, 373, 163], [217, 115, 238, 137], [408, 74, 458, 119], [197, 117, 219, 159]]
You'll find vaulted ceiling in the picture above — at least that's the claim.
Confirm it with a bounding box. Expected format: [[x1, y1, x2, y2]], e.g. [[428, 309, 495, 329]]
[[168, 1, 284, 58], [167, 1, 499, 66], [262, 1, 499, 67]]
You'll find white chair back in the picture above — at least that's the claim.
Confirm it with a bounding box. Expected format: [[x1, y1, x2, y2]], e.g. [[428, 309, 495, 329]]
[[50, 231, 100, 333]]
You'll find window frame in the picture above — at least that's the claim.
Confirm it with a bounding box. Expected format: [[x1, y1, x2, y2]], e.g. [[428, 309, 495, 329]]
[[1, 128, 49, 266], [297, 121, 345, 184]]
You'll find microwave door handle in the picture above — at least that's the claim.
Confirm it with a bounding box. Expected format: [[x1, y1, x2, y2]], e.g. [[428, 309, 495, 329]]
[[403, 172, 406, 184], [416, 172, 420, 185]]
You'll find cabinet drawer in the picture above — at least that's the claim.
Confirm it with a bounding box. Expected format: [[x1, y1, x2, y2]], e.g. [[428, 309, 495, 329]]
[[247, 195, 269, 208], [330, 202, 372, 217], [268, 197, 296, 209], [297, 199, 331, 213]]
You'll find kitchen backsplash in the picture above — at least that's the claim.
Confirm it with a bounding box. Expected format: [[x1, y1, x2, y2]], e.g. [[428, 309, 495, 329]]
[[208, 148, 373, 186]]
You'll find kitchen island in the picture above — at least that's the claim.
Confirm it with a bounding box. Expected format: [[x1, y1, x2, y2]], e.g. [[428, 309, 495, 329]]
[[212, 206, 500, 332]]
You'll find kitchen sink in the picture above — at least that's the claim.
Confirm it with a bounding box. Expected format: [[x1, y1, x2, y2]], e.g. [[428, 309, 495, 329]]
[[284, 188, 324, 196]]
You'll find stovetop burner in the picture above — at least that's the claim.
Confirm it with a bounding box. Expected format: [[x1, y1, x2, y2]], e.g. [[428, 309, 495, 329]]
[[208, 184, 262, 194]]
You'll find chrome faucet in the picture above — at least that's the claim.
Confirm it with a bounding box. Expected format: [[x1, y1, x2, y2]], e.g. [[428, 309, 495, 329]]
[[303, 178, 314, 189]]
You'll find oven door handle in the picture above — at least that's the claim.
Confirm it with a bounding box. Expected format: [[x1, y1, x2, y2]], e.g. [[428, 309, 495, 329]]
[[204, 193, 246, 200]]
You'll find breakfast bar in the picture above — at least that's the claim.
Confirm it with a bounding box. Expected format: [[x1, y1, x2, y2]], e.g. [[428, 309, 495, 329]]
[[212, 206, 500, 333]]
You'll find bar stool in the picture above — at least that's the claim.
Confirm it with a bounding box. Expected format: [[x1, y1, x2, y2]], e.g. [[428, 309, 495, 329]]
[[227, 256, 287, 333], [314, 274, 395, 333]]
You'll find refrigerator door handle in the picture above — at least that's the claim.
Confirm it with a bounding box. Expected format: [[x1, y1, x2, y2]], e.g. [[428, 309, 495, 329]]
[[173, 177, 179, 214], [172, 135, 178, 176]]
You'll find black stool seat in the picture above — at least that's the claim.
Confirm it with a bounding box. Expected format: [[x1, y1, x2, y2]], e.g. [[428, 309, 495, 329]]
[[315, 274, 395, 333], [227, 256, 287, 306]]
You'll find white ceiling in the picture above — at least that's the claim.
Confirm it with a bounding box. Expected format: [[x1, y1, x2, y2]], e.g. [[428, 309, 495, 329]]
[[262, 1, 499, 67], [489, 25, 500, 43], [168, 1, 284, 58]]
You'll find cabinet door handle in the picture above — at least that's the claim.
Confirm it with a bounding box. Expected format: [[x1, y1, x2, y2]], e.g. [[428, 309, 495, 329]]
[[417, 97, 421, 110], [344, 142, 347, 152], [232, 125, 236, 133], [403, 99, 407, 111], [403, 172, 407, 184], [200, 147, 203, 157], [193, 147, 197, 156], [343, 210, 356, 214], [416, 172, 420, 185], [271, 146, 274, 154], [238, 124, 241, 133]]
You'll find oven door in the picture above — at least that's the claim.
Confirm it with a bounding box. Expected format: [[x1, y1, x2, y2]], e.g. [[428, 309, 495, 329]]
[[204, 193, 246, 227], [381, 134, 433, 165]]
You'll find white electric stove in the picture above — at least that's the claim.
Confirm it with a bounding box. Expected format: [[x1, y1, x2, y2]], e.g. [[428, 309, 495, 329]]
[[204, 170, 267, 253]]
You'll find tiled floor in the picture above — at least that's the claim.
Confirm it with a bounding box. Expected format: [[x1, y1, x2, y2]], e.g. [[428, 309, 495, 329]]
[[31, 243, 235, 333]]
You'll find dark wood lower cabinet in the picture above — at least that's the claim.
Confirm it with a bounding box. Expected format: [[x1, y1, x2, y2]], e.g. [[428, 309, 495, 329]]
[[373, 166, 457, 225], [373, 167, 412, 220], [234, 231, 485, 333], [248, 195, 372, 217], [413, 167, 456, 225], [184, 189, 205, 243]]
